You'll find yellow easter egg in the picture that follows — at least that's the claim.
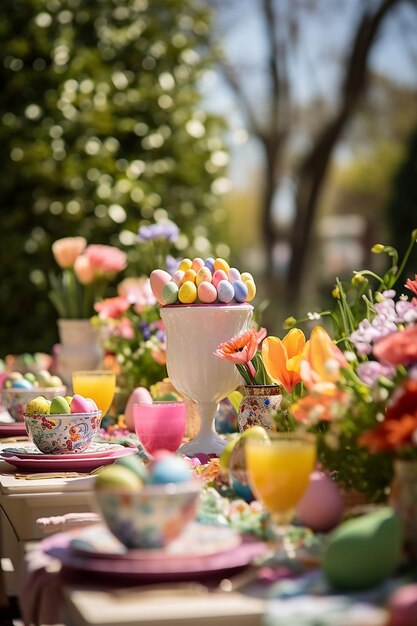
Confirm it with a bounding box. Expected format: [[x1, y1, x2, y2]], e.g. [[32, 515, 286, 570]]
[[182, 268, 197, 284], [178, 281, 197, 303], [214, 258, 230, 274], [245, 280, 256, 302], [178, 258, 192, 272], [241, 272, 254, 283], [196, 266, 212, 286]]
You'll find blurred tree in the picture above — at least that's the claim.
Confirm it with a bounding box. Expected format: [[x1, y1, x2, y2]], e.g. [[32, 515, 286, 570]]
[[0, 0, 229, 354]]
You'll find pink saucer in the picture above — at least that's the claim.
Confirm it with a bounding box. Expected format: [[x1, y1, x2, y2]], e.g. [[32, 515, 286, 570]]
[[0, 422, 27, 438], [1, 442, 124, 460]]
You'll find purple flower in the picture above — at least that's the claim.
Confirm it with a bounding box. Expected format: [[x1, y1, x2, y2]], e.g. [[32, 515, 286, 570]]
[[137, 222, 179, 243], [165, 254, 180, 275], [357, 361, 396, 386], [140, 321, 151, 340]]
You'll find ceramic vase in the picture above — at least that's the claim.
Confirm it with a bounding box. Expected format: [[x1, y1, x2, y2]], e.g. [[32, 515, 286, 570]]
[[237, 385, 282, 432], [56, 319, 103, 388], [389, 459, 417, 560]]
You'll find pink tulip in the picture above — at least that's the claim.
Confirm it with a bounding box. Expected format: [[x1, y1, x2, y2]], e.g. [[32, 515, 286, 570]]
[[73, 255, 95, 285], [117, 277, 156, 312], [94, 296, 130, 320], [84, 245, 127, 276], [52, 237, 87, 269]]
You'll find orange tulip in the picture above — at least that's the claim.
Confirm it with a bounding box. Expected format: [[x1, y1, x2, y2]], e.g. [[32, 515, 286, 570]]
[[52, 236, 87, 269], [300, 326, 348, 391], [262, 328, 307, 393]]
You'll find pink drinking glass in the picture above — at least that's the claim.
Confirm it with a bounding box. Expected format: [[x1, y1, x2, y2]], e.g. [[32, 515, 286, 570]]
[[133, 401, 187, 457]]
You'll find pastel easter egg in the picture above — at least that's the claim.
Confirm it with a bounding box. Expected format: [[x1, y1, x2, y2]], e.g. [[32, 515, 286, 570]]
[[50, 395, 71, 415], [178, 281, 197, 304], [171, 270, 185, 287], [150, 269, 171, 304], [245, 280, 256, 302], [36, 370, 52, 386], [25, 396, 51, 415], [162, 281, 179, 305], [124, 386, 152, 431], [116, 454, 148, 483], [191, 257, 205, 272], [198, 281, 217, 304], [48, 375, 64, 387], [217, 280, 235, 303], [11, 379, 34, 390], [182, 269, 197, 284], [212, 269, 228, 288], [196, 266, 212, 286], [296, 471, 344, 532], [233, 280, 248, 303], [214, 258, 230, 274], [177, 258, 192, 272], [204, 257, 215, 273], [228, 268, 241, 284], [24, 372, 37, 384], [70, 394, 91, 414], [86, 398, 98, 411], [241, 272, 254, 283], [95, 465, 143, 492], [149, 454, 192, 484]]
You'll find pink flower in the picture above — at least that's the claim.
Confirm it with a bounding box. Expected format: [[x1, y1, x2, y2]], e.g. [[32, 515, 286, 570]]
[[117, 277, 156, 312], [84, 245, 127, 276], [52, 237, 87, 269], [94, 297, 130, 320], [215, 328, 267, 366], [405, 275, 417, 297], [116, 318, 135, 340], [73, 255, 95, 285], [373, 325, 417, 365]]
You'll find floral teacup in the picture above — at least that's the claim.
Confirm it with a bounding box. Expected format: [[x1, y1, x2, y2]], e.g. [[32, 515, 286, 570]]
[[24, 411, 102, 454]]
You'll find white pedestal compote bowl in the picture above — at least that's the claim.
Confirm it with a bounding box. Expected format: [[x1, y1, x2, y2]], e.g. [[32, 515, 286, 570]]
[[160, 304, 253, 456]]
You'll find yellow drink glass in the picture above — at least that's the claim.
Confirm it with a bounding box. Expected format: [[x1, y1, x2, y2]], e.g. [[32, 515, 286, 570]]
[[245, 431, 316, 555], [72, 370, 116, 417]]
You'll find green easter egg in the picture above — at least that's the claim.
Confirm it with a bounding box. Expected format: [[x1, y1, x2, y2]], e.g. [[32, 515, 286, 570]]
[[49, 395, 70, 415], [25, 396, 51, 415], [95, 465, 143, 492], [116, 454, 148, 482], [323, 507, 403, 590], [35, 370, 51, 386], [24, 373, 37, 384], [48, 375, 64, 388]]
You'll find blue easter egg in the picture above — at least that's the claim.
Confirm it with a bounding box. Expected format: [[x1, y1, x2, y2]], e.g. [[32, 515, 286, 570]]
[[11, 379, 34, 390], [217, 279, 235, 303], [149, 455, 192, 484], [204, 257, 215, 273], [232, 477, 254, 503], [233, 280, 248, 303]]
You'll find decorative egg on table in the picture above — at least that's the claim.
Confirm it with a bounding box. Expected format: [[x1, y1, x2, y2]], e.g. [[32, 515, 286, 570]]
[[124, 386, 153, 431], [295, 471, 344, 532]]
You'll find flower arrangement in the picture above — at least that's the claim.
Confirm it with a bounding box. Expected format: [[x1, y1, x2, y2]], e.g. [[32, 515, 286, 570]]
[[49, 237, 127, 319], [93, 277, 167, 393]]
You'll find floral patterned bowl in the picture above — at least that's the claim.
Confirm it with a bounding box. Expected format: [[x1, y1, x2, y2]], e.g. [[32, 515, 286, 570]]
[[95, 480, 201, 549], [1, 386, 66, 422], [23, 411, 102, 454]]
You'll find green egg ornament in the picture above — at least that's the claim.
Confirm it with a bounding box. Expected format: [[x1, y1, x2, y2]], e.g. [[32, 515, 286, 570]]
[[116, 454, 148, 482], [162, 282, 179, 305], [95, 465, 143, 492], [48, 375, 64, 387], [49, 395, 71, 415]]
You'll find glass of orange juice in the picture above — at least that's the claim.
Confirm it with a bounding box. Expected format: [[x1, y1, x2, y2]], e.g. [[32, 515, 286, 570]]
[[245, 431, 316, 553], [72, 370, 116, 417]]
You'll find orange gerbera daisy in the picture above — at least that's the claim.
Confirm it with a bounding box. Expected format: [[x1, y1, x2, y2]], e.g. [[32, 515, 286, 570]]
[[215, 328, 267, 366]]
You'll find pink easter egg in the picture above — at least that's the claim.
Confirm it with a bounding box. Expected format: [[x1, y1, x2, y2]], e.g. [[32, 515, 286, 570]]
[[212, 269, 228, 288], [70, 394, 91, 414], [296, 471, 344, 532], [191, 257, 205, 273], [198, 281, 217, 303], [124, 386, 153, 431], [150, 269, 172, 304], [171, 270, 185, 287]]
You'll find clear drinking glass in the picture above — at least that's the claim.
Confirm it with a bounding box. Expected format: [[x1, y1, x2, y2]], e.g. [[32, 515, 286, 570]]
[[72, 370, 116, 417], [245, 431, 316, 557], [133, 401, 187, 458]]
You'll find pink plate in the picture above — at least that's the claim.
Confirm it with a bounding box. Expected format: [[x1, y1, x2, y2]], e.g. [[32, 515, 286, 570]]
[[0, 422, 27, 438], [1, 442, 124, 460], [42, 524, 266, 582], [1, 447, 136, 472]]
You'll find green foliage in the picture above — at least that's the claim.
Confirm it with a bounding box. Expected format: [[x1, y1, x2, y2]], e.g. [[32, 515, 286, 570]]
[[0, 0, 228, 353]]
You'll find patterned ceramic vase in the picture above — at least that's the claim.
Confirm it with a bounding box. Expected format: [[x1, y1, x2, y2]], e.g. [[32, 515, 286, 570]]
[[237, 385, 282, 432], [390, 459, 417, 560]]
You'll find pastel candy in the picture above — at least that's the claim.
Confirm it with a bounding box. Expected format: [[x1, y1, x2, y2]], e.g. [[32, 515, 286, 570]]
[[11, 379, 34, 390], [49, 395, 70, 414], [149, 455, 192, 484], [233, 280, 248, 303], [245, 280, 256, 302], [177, 258, 192, 272], [241, 272, 254, 283], [191, 257, 204, 272], [178, 281, 197, 303], [162, 282, 179, 304], [214, 258, 230, 274], [212, 269, 228, 288], [196, 267, 212, 286], [150, 269, 171, 304], [182, 269, 197, 284], [204, 257, 215, 273], [198, 281, 217, 303], [171, 270, 184, 287], [228, 268, 241, 283], [70, 394, 91, 414], [217, 279, 235, 303]]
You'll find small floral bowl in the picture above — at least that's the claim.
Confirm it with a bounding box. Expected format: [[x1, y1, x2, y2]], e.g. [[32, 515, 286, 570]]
[[95, 480, 201, 549], [1, 386, 66, 422], [23, 411, 102, 454]]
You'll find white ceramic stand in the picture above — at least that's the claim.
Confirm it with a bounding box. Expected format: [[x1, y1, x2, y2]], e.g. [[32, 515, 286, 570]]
[[160, 304, 253, 456]]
